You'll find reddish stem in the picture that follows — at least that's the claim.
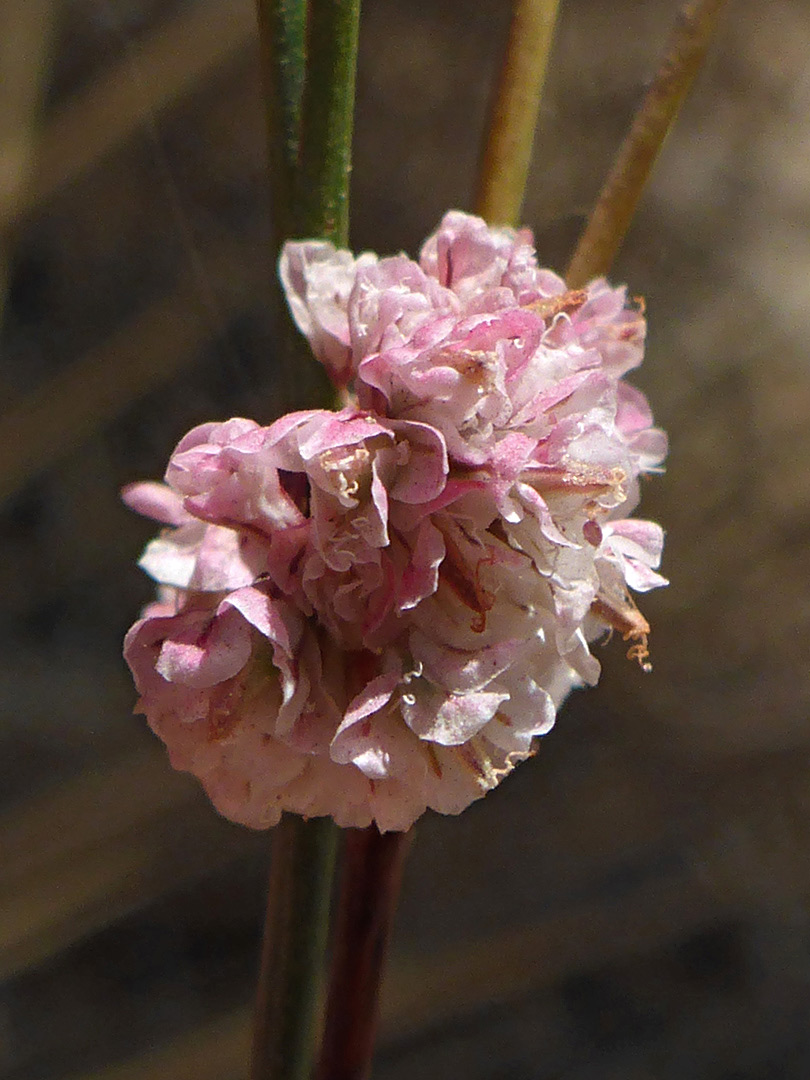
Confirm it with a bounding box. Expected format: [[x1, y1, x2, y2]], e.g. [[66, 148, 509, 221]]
[[315, 827, 412, 1080]]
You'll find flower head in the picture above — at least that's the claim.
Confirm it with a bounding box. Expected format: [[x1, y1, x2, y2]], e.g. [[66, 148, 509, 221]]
[[124, 211, 667, 831]]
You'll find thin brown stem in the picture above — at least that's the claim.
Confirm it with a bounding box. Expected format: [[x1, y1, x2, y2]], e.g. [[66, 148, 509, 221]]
[[566, 0, 729, 287], [316, 828, 412, 1080], [475, 0, 561, 227]]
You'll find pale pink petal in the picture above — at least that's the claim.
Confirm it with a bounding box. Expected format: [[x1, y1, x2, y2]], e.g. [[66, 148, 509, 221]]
[[398, 519, 445, 610], [602, 519, 668, 592], [138, 522, 259, 591], [279, 241, 378, 385], [122, 481, 191, 525], [155, 606, 252, 689], [402, 686, 510, 746], [409, 630, 523, 692]]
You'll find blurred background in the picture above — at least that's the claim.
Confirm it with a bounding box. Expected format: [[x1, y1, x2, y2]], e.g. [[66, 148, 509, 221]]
[[1, 0, 810, 1077]]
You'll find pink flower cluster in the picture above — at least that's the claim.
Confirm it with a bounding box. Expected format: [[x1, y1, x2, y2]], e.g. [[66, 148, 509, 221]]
[[124, 212, 666, 831]]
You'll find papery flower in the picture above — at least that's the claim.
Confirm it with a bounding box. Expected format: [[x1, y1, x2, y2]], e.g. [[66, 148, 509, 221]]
[[124, 211, 667, 831]]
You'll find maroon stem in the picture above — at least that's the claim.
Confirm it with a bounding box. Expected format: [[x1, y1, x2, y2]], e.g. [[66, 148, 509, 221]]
[[316, 827, 412, 1080]]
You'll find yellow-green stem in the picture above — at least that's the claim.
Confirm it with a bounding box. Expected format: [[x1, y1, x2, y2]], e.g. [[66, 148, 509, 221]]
[[566, 0, 729, 287], [475, 0, 561, 227]]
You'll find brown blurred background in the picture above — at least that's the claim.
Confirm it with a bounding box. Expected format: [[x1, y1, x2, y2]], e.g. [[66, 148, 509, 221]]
[[1, 0, 810, 1077]]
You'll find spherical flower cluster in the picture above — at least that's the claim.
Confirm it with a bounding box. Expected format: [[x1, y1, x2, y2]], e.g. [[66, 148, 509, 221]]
[[124, 211, 667, 831]]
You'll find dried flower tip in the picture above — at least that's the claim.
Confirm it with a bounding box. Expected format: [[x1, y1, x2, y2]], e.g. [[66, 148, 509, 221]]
[[526, 288, 588, 321], [625, 632, 653, 673], [590, 593, 654, 671]]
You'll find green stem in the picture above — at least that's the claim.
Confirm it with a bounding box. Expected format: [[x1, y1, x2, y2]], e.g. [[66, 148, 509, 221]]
[[250, 0, 364, 1073], [253, 0, 337, 410], [566, 0, 729, 287], [475, 0, 561, 227], [254, 0, 307, 246], [294, 0, 362, 244], [251, 815, 339, 1080]]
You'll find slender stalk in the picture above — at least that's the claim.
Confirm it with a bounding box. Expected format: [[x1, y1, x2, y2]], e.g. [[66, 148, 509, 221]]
[[253, 0, 307, 244], [475, 0, 561, 227], [251, 815, 339, 1080], [316, 828, 412, 1080], [566, 0, 729, 287], [254, 0, 336, 410], [294, 0, 362, 244], [251, 0, 363, 1073]]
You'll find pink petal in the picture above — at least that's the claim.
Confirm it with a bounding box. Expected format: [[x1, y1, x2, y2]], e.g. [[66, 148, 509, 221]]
[[402, 686, 510, 746], [155, 607, 252, 689], [122, 482, 191, 526]]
